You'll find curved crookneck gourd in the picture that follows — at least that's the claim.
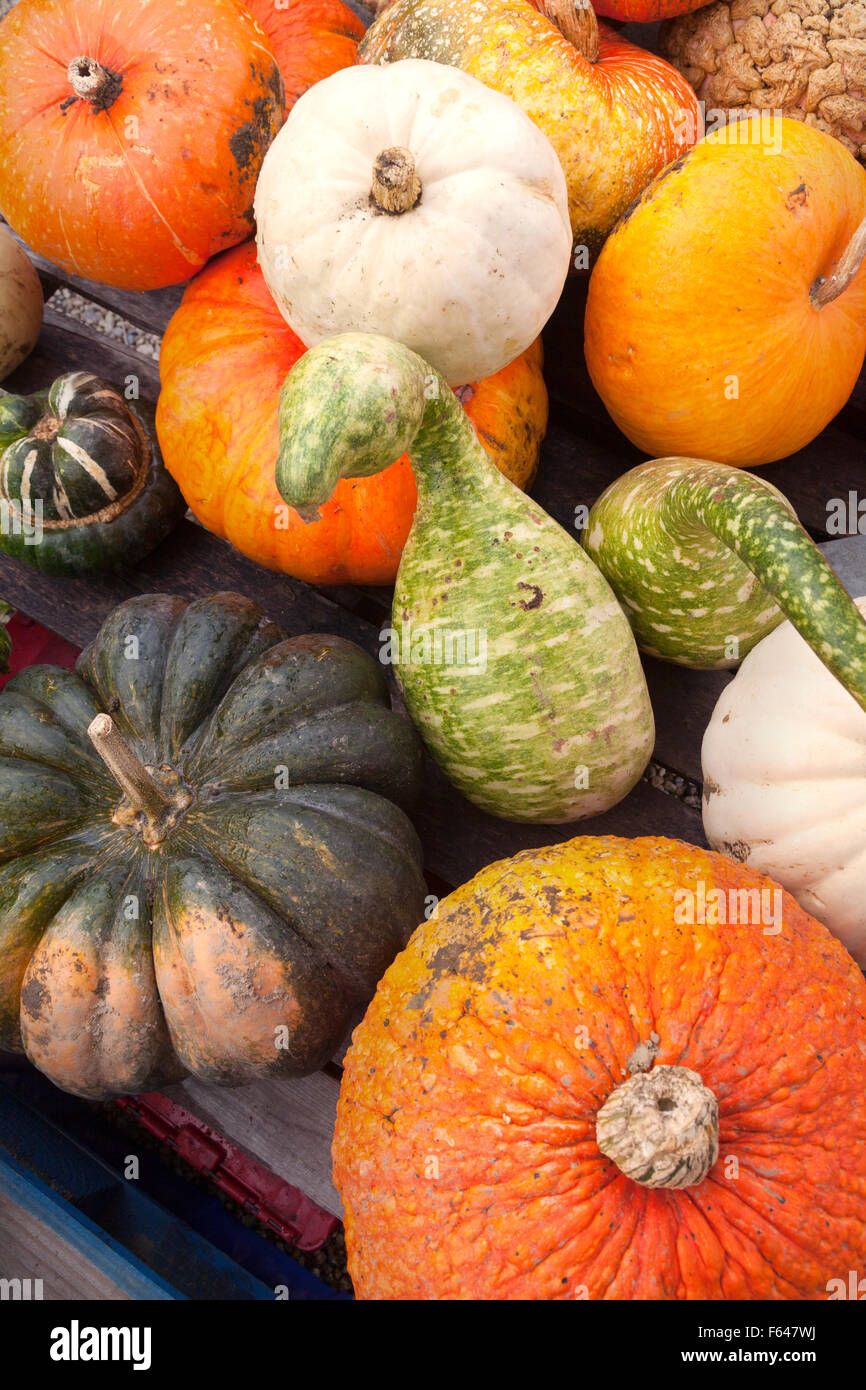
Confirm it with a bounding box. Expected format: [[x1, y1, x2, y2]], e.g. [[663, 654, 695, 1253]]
[[584, 459, 866, 710], [275, 333, 654, 824]]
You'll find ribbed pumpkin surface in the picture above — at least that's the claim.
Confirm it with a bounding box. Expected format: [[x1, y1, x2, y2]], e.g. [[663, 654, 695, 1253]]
[[333, 836, 866, 1299]]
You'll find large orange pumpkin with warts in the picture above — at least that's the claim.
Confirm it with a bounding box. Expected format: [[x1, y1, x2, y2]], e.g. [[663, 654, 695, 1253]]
[[333, 836, 866, 1300], [241, 0, 364, 115], [157, 242, 548, 586], [360, 0, 703, 255], [0, 0, 283, 292]]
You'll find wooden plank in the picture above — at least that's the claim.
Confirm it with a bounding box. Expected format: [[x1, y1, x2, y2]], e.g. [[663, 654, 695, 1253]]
[[5, 308, 161, 399], [165, 1074, 343, 1220], [411, 760, 704, 888], [0, 1158, 173, 1300]]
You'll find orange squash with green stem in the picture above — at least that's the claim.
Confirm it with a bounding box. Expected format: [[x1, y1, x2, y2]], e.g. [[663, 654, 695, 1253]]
[[585, 117, 866, 466], [156, 243, 549, 586]]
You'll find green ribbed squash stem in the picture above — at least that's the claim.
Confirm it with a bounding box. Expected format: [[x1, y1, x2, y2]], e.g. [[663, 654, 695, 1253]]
[[584, 459, 866, 710], [275, 333, 654, 824]]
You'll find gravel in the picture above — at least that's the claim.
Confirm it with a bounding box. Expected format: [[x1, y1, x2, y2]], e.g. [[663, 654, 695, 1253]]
[[48, 286, 161, 361]]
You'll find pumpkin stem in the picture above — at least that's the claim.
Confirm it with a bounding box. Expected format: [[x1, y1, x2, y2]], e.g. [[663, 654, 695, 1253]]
[[536, 0, 599, 62], [811, 214, 866, 308], [88, 713, 174, 826], [596, 1060, 719, 1189], [67, 56, 124, 112], [371, 147, 422, 215]]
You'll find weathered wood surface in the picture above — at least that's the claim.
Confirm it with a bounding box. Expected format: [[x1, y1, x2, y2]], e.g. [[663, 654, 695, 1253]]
[[166, 1075, 343, 1219]]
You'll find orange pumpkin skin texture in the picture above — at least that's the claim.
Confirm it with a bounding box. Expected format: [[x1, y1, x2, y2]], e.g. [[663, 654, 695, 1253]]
[[333, 836, 866, 1300], [594, 0, 709, 18], [360, 0, 702, 255], [0, 0, 283, 291], [241, 0, 364, 115], [585, 118, 866, 467], [157, 243, 548, 586]]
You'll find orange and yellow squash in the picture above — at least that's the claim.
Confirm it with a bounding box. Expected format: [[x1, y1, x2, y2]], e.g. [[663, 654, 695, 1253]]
[[585, 117, 866, 466]]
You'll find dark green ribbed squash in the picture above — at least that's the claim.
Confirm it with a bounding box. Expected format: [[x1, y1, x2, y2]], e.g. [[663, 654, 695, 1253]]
[[0, 591, 426, 1099], [0, 372, 185, 573]]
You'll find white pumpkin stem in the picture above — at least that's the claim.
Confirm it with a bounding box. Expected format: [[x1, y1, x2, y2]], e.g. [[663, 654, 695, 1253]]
[[811, 213, 866, 308], [88, 713, 173, 823], [537, 0, 599, 62], [67, 56, 123, 111], [596, 1053, 719, 1189], [371, 147, 422, 215]]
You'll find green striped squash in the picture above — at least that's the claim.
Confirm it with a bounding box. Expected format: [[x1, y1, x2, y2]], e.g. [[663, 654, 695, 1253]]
[[0, 372, 185, 573], [583, 458, 866, 712], [274, 333, 654, 824]]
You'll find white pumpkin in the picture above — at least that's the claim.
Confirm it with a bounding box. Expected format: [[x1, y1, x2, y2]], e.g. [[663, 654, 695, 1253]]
[[0, 227, 42, 383], [702, 596, 866, 967], [253, 58, 571, 387]]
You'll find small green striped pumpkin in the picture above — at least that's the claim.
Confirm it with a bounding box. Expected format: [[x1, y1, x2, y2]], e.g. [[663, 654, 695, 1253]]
[[0, 372, 185, 573]]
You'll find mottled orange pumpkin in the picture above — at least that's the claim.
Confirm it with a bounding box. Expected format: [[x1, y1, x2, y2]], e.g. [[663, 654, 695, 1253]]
[[242, 0, 364, 115], [157, 242, 548, 586], [333, 836, 866, 1300], [0, 0, 283, 291], [360, 0, 703, 254]]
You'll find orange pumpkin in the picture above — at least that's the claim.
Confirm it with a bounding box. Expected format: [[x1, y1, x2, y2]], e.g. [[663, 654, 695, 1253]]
[[241, 0, 364, 115], [360, 0, 703, 255], [585, 117, 866, 467], [157, 243, 548, 586], [0, 0, 283, 291], [594, 0, 708, 17], [333, 836, 866, 1300]]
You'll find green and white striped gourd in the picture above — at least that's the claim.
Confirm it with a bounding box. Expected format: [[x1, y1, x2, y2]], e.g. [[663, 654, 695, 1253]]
[[0, 372, 185, 574], [275, 333, 654, 824], [583, 458, 866, 710]]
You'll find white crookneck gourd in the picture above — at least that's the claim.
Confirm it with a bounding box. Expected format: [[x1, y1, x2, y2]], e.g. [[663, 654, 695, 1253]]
[[274, 333, 655, 824], [254, 58, 572, 387], [702, 598, 866, 969]]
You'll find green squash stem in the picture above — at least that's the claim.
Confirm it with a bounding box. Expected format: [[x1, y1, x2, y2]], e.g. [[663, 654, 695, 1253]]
[[88, 713, 191, 847], [276, 333, 654, 824], [583, 458, 866, 711]]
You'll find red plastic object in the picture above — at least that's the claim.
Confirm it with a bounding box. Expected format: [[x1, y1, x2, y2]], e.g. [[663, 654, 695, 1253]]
[[0, 611, 81, 687], [115, 1092, 339, 1252]]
